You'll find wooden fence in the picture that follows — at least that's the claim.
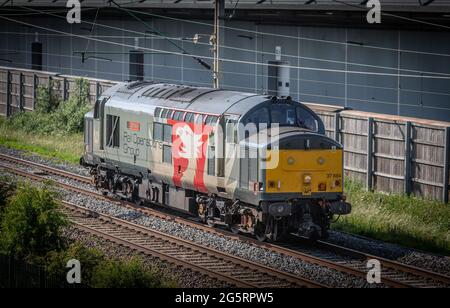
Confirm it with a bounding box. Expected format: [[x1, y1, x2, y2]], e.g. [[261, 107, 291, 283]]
[[0, 66, 116, 117], [309, 103, 450, 203], [1, 66, 449, 203]]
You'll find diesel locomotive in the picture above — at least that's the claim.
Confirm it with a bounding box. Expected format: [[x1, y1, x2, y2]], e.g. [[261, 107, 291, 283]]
[[81, 81, 351, 241]]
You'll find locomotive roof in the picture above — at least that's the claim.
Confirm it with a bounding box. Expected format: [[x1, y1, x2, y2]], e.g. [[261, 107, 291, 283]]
[[103, 81, 278, 117]]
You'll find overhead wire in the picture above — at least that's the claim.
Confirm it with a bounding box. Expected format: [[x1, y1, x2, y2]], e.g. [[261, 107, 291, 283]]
[[3, 14, 450, 81], [11, 5, 450, 79], [2, 48, 450, 112], [115, 5, 450, 59]]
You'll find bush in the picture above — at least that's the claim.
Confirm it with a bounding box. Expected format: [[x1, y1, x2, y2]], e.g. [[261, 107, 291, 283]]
[[45, 243, 178, 288], [6, 78, 91, 136], [57, 79, 91, 134], [0, 183, 68, 257], [0, 176, 15, 206], [46, 242, 105, 285], [91, 257, 175, 288], [0, 177, 16, 219], [8, 111, 60, 135], [35, 80, 61, 114]]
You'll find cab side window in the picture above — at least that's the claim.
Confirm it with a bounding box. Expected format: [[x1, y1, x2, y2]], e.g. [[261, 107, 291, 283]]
[[296, 107, 318, 132], [94, 97, 108, 119], [153, 123, 163, 141], [163, 124, 172, 143], [106, 114, 120, 148]]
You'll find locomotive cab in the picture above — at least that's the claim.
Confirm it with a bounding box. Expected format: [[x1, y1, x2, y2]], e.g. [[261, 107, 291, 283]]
[[262, 130, 351, 240], [228, 98, 351, 241]]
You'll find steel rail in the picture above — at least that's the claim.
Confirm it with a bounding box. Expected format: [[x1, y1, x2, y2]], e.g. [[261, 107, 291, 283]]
[[63, 201, 324, 288], [1, 154, 449, 288], [0, 159, 324, 288]]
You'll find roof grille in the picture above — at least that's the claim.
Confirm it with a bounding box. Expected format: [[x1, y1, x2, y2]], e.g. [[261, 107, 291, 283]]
[[127, 81, 154, 90], [116, 81, 155, 94]]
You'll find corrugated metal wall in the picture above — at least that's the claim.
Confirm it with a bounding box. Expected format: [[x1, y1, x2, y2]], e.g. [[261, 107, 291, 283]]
[[1, 15, 449, 122]]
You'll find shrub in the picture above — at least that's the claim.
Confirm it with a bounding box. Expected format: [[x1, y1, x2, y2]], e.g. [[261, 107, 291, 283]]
[[46, 242, 105, 285], [35, 80, 61, 114], [0, 183, 68, 257], [8, 111, 60, 135], [56, 79, 91, 134], [91, 257, 176, 288], [45, 244, 178, 288], [6, 78, 91, 136], [0, 177, 16, 218]]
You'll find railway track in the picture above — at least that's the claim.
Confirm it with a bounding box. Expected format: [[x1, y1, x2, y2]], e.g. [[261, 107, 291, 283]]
[[1, 152, 449, 288], [62, 201, 323, 288], [275, 236, 450, 288]]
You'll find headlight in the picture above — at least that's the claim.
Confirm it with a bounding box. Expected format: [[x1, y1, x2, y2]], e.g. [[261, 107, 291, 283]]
[[303, 175, 312, 184]]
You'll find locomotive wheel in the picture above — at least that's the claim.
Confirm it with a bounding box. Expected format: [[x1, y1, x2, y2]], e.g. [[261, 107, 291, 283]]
[[270, 221, 279, 242], [229, 224, 240, 235], [206, 218, 216, 227], [271, 220, 288, 242], [254, 223, 267, 242]]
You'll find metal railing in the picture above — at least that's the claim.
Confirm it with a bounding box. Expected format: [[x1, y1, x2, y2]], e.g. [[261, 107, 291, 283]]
[[0, 254, 83, 288]]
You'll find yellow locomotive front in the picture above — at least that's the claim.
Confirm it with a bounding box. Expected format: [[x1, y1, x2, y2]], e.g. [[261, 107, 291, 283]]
[[256, 130, 351, 241], [266, 148, 344, 196], [226, 99, 351, 242]]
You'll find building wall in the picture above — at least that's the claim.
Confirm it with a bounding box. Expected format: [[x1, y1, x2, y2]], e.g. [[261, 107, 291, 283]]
[[1, 15, 450, 121]]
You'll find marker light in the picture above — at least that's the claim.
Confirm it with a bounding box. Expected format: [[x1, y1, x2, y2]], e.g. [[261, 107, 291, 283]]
[[318, 182, 327, 191]]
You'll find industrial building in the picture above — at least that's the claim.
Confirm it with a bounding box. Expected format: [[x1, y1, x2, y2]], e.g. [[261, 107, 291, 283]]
[[1, 0, 450, 121]]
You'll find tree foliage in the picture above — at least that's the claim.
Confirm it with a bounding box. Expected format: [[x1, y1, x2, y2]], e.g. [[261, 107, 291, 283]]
[[0, 177, 16, 223], [58, 79, 91, 134], [35, 80, 61, 114], [45, 244, 178, 288], [0, 183, 68, 257], [46, 242, 104, 285], [0, 178, 178, 288], [91, 257, 175, 288]]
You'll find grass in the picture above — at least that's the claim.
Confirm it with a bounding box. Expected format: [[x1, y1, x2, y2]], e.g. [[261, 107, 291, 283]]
[[333, 180, 450, 255], [0, 117, 84, 164]]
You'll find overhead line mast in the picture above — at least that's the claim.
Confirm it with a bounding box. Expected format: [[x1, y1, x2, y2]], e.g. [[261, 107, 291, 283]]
[[213, 0, 224, 89]]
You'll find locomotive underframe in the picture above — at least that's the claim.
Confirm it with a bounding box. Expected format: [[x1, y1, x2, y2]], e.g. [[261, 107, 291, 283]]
[[84, 160, 350, 241]]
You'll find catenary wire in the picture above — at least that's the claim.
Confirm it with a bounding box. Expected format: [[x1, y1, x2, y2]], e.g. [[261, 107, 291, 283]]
[[3, 46, 450, 99], [2, 15, 450, 81]]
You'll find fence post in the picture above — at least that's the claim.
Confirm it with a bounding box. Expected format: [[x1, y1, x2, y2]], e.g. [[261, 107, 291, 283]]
[[19, 73, 24, 111], [6, 70, 11, 117], [96, 81, 100, 100], [334, 112, 341, 143], [33, 73, 37, 110], [48, 76, 52, 96], [366, 117, 374, 191], [63, 77, 68, 101], [443, 127, 450, 204], [404, 121, 412, 195]]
